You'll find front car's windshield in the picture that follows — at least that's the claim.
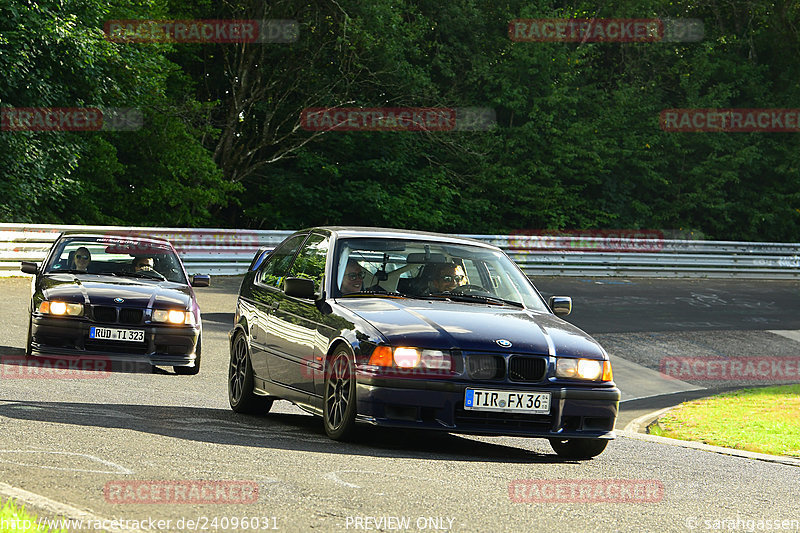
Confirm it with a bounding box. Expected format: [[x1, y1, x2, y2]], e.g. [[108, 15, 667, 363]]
[[45, 236, 188, 284], [333, 237, 549, 311]]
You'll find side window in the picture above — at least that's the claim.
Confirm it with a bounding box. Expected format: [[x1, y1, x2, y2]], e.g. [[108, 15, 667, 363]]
[[257, 234, 307, 288], [288, 233, 329, 293]]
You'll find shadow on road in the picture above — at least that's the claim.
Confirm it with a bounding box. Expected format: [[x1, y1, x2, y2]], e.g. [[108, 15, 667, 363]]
[[0, 400, 579, 464], [0, 345, 176, 374]]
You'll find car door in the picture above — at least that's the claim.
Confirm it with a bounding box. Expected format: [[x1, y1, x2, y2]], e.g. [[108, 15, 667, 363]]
[[265, 232, 335, 396], [246, 233, 307, 380]]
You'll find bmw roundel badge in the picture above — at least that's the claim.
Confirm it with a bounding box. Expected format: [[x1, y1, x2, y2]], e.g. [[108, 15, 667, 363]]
[[495, 339, 512, 348], [114, 297, 124, 303]]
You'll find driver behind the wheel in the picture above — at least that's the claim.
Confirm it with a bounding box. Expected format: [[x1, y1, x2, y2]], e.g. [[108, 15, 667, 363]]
[[132, 256, 155, 272], [422, 262, 467, 294]]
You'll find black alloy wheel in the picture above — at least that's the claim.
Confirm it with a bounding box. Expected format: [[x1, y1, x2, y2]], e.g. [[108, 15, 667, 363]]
[[228, 332, 273, 413], [323, 348, 357, 440]]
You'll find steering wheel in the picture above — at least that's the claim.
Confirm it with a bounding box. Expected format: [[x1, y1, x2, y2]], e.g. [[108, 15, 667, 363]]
[[138, 267, 167, 280], [449, 284, 489, 294]]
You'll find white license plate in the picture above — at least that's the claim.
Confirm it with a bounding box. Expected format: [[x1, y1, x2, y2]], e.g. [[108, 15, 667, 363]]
[[464, 389, 551, 414], [89, 326, 145, 343]]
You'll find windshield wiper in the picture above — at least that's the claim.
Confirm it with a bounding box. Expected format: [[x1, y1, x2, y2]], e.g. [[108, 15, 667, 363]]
[[431, 292, 525, 308], [341, 288, 446, 300]]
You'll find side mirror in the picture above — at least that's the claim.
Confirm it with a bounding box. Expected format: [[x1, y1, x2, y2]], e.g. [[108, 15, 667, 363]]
[[549, 296, 572, 316], [284, 277, 315, 299], [21, 262, 39, 275], [191, 274, 211, 287]]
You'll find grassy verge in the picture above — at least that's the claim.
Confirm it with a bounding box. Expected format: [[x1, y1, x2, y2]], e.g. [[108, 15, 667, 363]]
[[0, 499, 65, 533], [649, 384, 800, 457]]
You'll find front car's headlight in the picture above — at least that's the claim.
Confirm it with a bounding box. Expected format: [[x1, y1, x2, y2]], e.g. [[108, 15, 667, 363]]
[[368, 346, 453, 372], [152, 309, 194, 325], [38, 301, 83, 316], [556, 357, 613, 381]]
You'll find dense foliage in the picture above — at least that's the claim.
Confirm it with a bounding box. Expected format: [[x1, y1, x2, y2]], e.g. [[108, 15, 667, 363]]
[[1, 0, 798, 241]]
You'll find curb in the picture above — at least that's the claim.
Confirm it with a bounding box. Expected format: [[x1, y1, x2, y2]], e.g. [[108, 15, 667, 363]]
[[620, 407, 800, 467]]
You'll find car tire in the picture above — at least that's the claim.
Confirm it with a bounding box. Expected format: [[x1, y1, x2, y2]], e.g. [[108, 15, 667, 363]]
[[323, 347, 357, 441], [174, 337, 201, 375], [228, 332, 273, 414], [549, 438, 608, 459]]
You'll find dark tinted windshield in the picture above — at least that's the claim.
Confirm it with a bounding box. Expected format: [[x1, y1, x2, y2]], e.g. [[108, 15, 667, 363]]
[[333, 238, 548, 311], [46, 236, 188, 284]]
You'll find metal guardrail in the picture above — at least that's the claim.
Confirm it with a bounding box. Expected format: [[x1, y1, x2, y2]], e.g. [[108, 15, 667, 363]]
[[473, 235, 800, 279], [1, 224, 799, 279], [0, 224, 293, 276]]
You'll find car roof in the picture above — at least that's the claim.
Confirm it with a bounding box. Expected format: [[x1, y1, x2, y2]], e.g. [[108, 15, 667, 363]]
[[302, 226, 498, 249]]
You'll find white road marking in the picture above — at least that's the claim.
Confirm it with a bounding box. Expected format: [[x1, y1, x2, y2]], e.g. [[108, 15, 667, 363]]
[[0, 481, 144, 533], [0, 450, 133, 474], [769, 330, 800, 343], [324, 470, 449, 490], [324, 471, 361, 489]]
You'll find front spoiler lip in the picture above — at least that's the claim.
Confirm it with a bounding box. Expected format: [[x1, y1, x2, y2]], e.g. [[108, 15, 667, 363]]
[[27, 346, 198, 367], [356, 415, 617, 439]]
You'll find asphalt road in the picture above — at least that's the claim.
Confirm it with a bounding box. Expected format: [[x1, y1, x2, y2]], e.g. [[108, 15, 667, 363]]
[[1, 276, 799, 533]]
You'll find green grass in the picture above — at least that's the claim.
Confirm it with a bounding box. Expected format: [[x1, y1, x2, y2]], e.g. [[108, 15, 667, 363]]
[[649, 384, 800, 457], [0, 499, 65, 533]]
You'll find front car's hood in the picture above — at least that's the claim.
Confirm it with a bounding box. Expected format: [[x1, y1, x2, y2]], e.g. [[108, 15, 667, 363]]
[[41, 274, 193, 309], [338, 298, 606, 359]]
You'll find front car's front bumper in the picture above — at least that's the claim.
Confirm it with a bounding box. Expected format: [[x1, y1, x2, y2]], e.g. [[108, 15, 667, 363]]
[[355, 376, 620, 439], [30, 315, 200, 368]]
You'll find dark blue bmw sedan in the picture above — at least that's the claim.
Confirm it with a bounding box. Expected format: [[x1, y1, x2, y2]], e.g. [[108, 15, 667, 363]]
[[21, 233, 209, 375], [229, 227, 619, 459]]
